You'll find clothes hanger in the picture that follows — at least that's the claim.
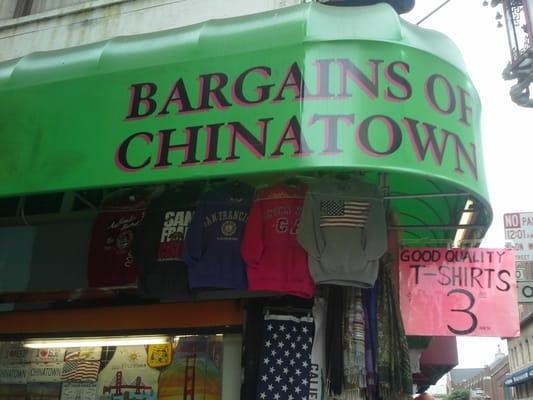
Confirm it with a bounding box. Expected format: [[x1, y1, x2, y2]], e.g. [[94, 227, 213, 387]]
[[101, 186, 153, 207], [275, 173, 318, 187]]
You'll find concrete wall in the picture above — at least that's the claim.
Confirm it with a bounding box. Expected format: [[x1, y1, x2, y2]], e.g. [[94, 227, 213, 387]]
[[0, 0, 303, 63]]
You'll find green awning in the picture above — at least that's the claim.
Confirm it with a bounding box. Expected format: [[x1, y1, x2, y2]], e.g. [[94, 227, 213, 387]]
[[0, 2, 491, 244]]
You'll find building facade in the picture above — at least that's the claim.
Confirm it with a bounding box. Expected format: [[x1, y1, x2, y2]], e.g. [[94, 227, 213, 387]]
[[447, 350, 510, 400], [0, 0, 301, 63], [506, 312, 533, 400], [448, 368, 484, 394]]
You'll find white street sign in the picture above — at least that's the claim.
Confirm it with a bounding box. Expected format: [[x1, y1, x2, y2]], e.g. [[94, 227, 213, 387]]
[[518, 281, 533, 303], [504, 213, 533, 262], [517, 267, 525, 281]]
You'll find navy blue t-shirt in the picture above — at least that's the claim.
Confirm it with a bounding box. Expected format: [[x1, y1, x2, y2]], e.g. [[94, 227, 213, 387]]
[[183, 182, 254, 289]]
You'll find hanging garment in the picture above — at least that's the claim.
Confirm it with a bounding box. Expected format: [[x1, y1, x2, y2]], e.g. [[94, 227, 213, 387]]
[[362, 288, 378, 400], [408, 349, 423, 374], [256, 313, 314, 400], [241, 183, 314, 298], [87, 194, 148, 287], [376, 255, 412, 400], [325, 286, 344, 396], [297, 177, 386, 287], [183, 182, 254, 289], [339, 287, 366, 400], [133, 190, 198, 297], [310, 297, 327, 400]]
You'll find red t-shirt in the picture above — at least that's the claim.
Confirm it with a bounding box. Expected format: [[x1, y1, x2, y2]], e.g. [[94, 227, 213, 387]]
[[241, 183, 314, 298], [87, 194, 148, 287]]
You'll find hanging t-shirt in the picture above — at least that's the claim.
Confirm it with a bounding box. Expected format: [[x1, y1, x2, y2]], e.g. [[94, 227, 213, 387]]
[[297, 177, 387, 288], [183, 183, 254, 290], [133, 190, 198, 297], [241, 183, 314, 298], [87, 194, 148, 288]]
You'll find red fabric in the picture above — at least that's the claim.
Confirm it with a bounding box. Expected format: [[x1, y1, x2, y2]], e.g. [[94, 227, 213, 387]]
[[241, 183, 314, 298], [87, 195, 148, 287]]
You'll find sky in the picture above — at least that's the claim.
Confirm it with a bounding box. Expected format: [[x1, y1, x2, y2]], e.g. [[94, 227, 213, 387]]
[[400, 0, 532, 388]]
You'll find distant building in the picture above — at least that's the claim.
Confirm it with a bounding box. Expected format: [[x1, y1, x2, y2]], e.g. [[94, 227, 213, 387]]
[[447, 348, 510, 400], [505, 309, 533, 400], [490, 353, 511, 400], [448, 368, 485, 394]]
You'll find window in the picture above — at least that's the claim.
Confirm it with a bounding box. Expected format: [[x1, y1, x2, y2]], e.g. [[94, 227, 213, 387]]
[[13, 0, 33, 18], [29, 0, 91, 15], [0, 2, 18, 20], [1, 0, 92, 21], [527, 339, 531, 362], [0, 334, 241, 398]]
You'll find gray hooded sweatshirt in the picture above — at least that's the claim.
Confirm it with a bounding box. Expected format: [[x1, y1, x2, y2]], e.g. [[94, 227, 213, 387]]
[[297, 177, 387, 287]]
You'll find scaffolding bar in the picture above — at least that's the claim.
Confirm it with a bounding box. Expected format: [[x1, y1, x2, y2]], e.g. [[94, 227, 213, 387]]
[[390, 224, 485, 230], [385, 192, 469, 200]]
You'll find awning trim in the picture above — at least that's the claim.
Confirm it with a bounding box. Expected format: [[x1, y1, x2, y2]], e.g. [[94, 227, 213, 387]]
[[504, 365, 533, 386]]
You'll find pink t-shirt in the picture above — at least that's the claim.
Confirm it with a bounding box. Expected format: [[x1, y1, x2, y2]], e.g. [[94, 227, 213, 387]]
[[241, 183, 314, 298]]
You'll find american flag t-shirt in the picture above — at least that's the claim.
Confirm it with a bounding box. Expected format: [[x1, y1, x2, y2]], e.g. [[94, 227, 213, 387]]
[[61, 361, 100, 382], [256, 314, 314, 400], [319, 200, 369, 228]]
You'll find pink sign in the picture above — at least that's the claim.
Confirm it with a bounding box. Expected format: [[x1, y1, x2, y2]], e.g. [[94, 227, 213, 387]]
[[399, 248, 519, 337]]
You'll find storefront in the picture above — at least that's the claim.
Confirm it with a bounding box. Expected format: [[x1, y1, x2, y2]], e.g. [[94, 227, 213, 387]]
[[504, 365, 533, 400], [0, 2, 491, 399]]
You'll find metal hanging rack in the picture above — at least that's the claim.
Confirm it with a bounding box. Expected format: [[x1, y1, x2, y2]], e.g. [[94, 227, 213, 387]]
[[384, 192, 470, 200]]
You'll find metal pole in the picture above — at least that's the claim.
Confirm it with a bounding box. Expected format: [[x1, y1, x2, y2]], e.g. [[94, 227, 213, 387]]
[[416, 0, 453, 25], [389, 224, 485, 230], [385, 192, 469, 200]]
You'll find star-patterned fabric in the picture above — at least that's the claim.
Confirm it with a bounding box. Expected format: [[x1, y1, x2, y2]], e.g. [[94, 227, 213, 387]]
[[256, 314, 315, 400]]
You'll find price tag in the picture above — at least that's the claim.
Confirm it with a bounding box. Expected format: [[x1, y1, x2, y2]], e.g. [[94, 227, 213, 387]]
[[399, 248, 519, 337]]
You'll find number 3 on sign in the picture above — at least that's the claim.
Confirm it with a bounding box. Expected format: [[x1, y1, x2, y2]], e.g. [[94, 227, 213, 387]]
[[447, 289, 478, 335]]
